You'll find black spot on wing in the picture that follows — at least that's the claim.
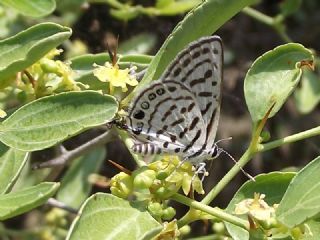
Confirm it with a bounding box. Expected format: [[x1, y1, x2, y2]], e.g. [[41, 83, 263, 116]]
[[204, 69, 213, 78], [198, 92, 213, 97], [190, 77, 205, 88], [187, 102, 195, 112], [201, 102, 213, 115], [168, 86, 177, 92], [174, 68, 182, 77], [179, 128, 188, 139], [148, 96, 192, 133], [170, 134, 177, 142], [171, 118, 184, 127], [183, 129, 201, 153], [181, 59, 211, 82], [192, 51, 200, 59], [133, 110, 145, 120], [189, 117, 199, 131], [183, 58, 191, 67], [202, 47, 210, 54]]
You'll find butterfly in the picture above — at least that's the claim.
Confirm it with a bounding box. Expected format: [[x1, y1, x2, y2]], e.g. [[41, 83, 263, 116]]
[[125, 36, 223, 168]]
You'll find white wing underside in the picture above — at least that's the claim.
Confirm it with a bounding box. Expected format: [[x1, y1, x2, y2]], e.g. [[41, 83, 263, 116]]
[[127, 36, 223, 161]]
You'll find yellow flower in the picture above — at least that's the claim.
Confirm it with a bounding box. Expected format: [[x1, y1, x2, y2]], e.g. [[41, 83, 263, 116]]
[[234, 193, 276, 221], [93, 62, 138, 92]]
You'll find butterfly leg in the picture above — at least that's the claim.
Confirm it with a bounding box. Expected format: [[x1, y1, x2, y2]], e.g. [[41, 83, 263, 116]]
[[192, 162, 208, 182]]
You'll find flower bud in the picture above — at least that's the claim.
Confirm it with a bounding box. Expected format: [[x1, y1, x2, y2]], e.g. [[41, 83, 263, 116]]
[[110, 172, 133, 199], [162, 206, 176, 220], [40, 58, 59, 73], [147, 202, 163, 219], [133, 167, 156, 189]]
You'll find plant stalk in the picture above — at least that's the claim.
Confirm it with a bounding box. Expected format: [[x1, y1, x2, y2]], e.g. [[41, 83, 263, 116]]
[[172, 193, 249, 230]]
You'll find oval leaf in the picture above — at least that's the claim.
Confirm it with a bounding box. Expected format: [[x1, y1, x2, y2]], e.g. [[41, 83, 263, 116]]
[[1, 0, 56, 17], [225, 172, 295, 240], [0, 143, 29, 194], [0, 91, 118, 151], [0, 22, 71, 88], [57, 148, 106, 208], [276, 156, 320, 228], [0, 182, 59, 220], [66, 193, 160, 240], [244, 43, 313, 122], [294, 69, 320, 114], [119, 33, 157, 55]]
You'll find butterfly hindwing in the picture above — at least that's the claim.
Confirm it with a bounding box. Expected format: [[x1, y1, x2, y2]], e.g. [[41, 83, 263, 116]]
[[127, 80, 206, 157]]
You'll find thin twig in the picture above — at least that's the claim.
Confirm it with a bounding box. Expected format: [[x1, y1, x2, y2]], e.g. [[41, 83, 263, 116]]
[[46, 198, 78, 214], [134, 68, 147, 81], [32, 130, 114, 169]]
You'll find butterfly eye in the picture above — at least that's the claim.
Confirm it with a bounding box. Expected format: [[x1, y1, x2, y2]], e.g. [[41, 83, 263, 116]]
[[141, 102, 149, 109], [148, 93, 156, 100], [133, 110, 145, 120], [156, 88, 165, 95]]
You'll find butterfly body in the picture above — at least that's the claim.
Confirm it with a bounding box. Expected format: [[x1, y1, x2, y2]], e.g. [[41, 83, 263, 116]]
[[126, 36, 223, 164]]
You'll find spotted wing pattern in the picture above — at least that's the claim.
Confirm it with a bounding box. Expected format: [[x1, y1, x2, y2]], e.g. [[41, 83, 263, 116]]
[[126, 36, 223, 163], [162, 36, 223, 149]]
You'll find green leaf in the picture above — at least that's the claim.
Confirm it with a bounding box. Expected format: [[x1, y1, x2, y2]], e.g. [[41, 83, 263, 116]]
[[110, 8, 139, 21], [1, 0, 56, 17], [156, 0, 201, 16], [66, 193, 160, 240], [0, 22, 71, 88], [0, 143, 28, 194], [244, 43, 313, 122], [118, 33, 157, 55], [124, 0, 259, 104], [276, 156, 320, 228], [225, 172, 295, 240], [0, 182, 59, 220], [280, 0, 302, 16], [70, 53, 152, 89], [302, 219, 320, 240], [294, 69, 320, 114], [0, 91, 118, 151], [56, 148, 106, 208]]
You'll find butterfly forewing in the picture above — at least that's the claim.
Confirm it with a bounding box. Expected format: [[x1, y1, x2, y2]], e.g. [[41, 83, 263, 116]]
[[161, 36, 223, 149], [127, 36, 223, 162]]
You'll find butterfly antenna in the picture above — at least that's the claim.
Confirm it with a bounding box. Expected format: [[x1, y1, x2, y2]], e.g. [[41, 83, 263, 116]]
[[215, 137, 232, 144], [219, 148, 255, 181]]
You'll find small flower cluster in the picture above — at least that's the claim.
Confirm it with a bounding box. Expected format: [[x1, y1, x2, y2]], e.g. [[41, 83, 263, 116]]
[[110, 156, 204, 221], [16, 49, 82, 100], [234, 193, 307, 239]]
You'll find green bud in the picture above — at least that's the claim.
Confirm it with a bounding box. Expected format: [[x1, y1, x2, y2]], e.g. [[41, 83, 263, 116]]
[[179, 225, 191, 236], [260, 131, 271, 142], [212, 222, 225, 234], [154, 185, 179, 199], [156, 170, 169, 180], [110, 172, 133, 199], [40, 58, 59, 73], [162, 206, 176, 220], [147, 202, 163, 218], [133, 167, 156, 189]]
